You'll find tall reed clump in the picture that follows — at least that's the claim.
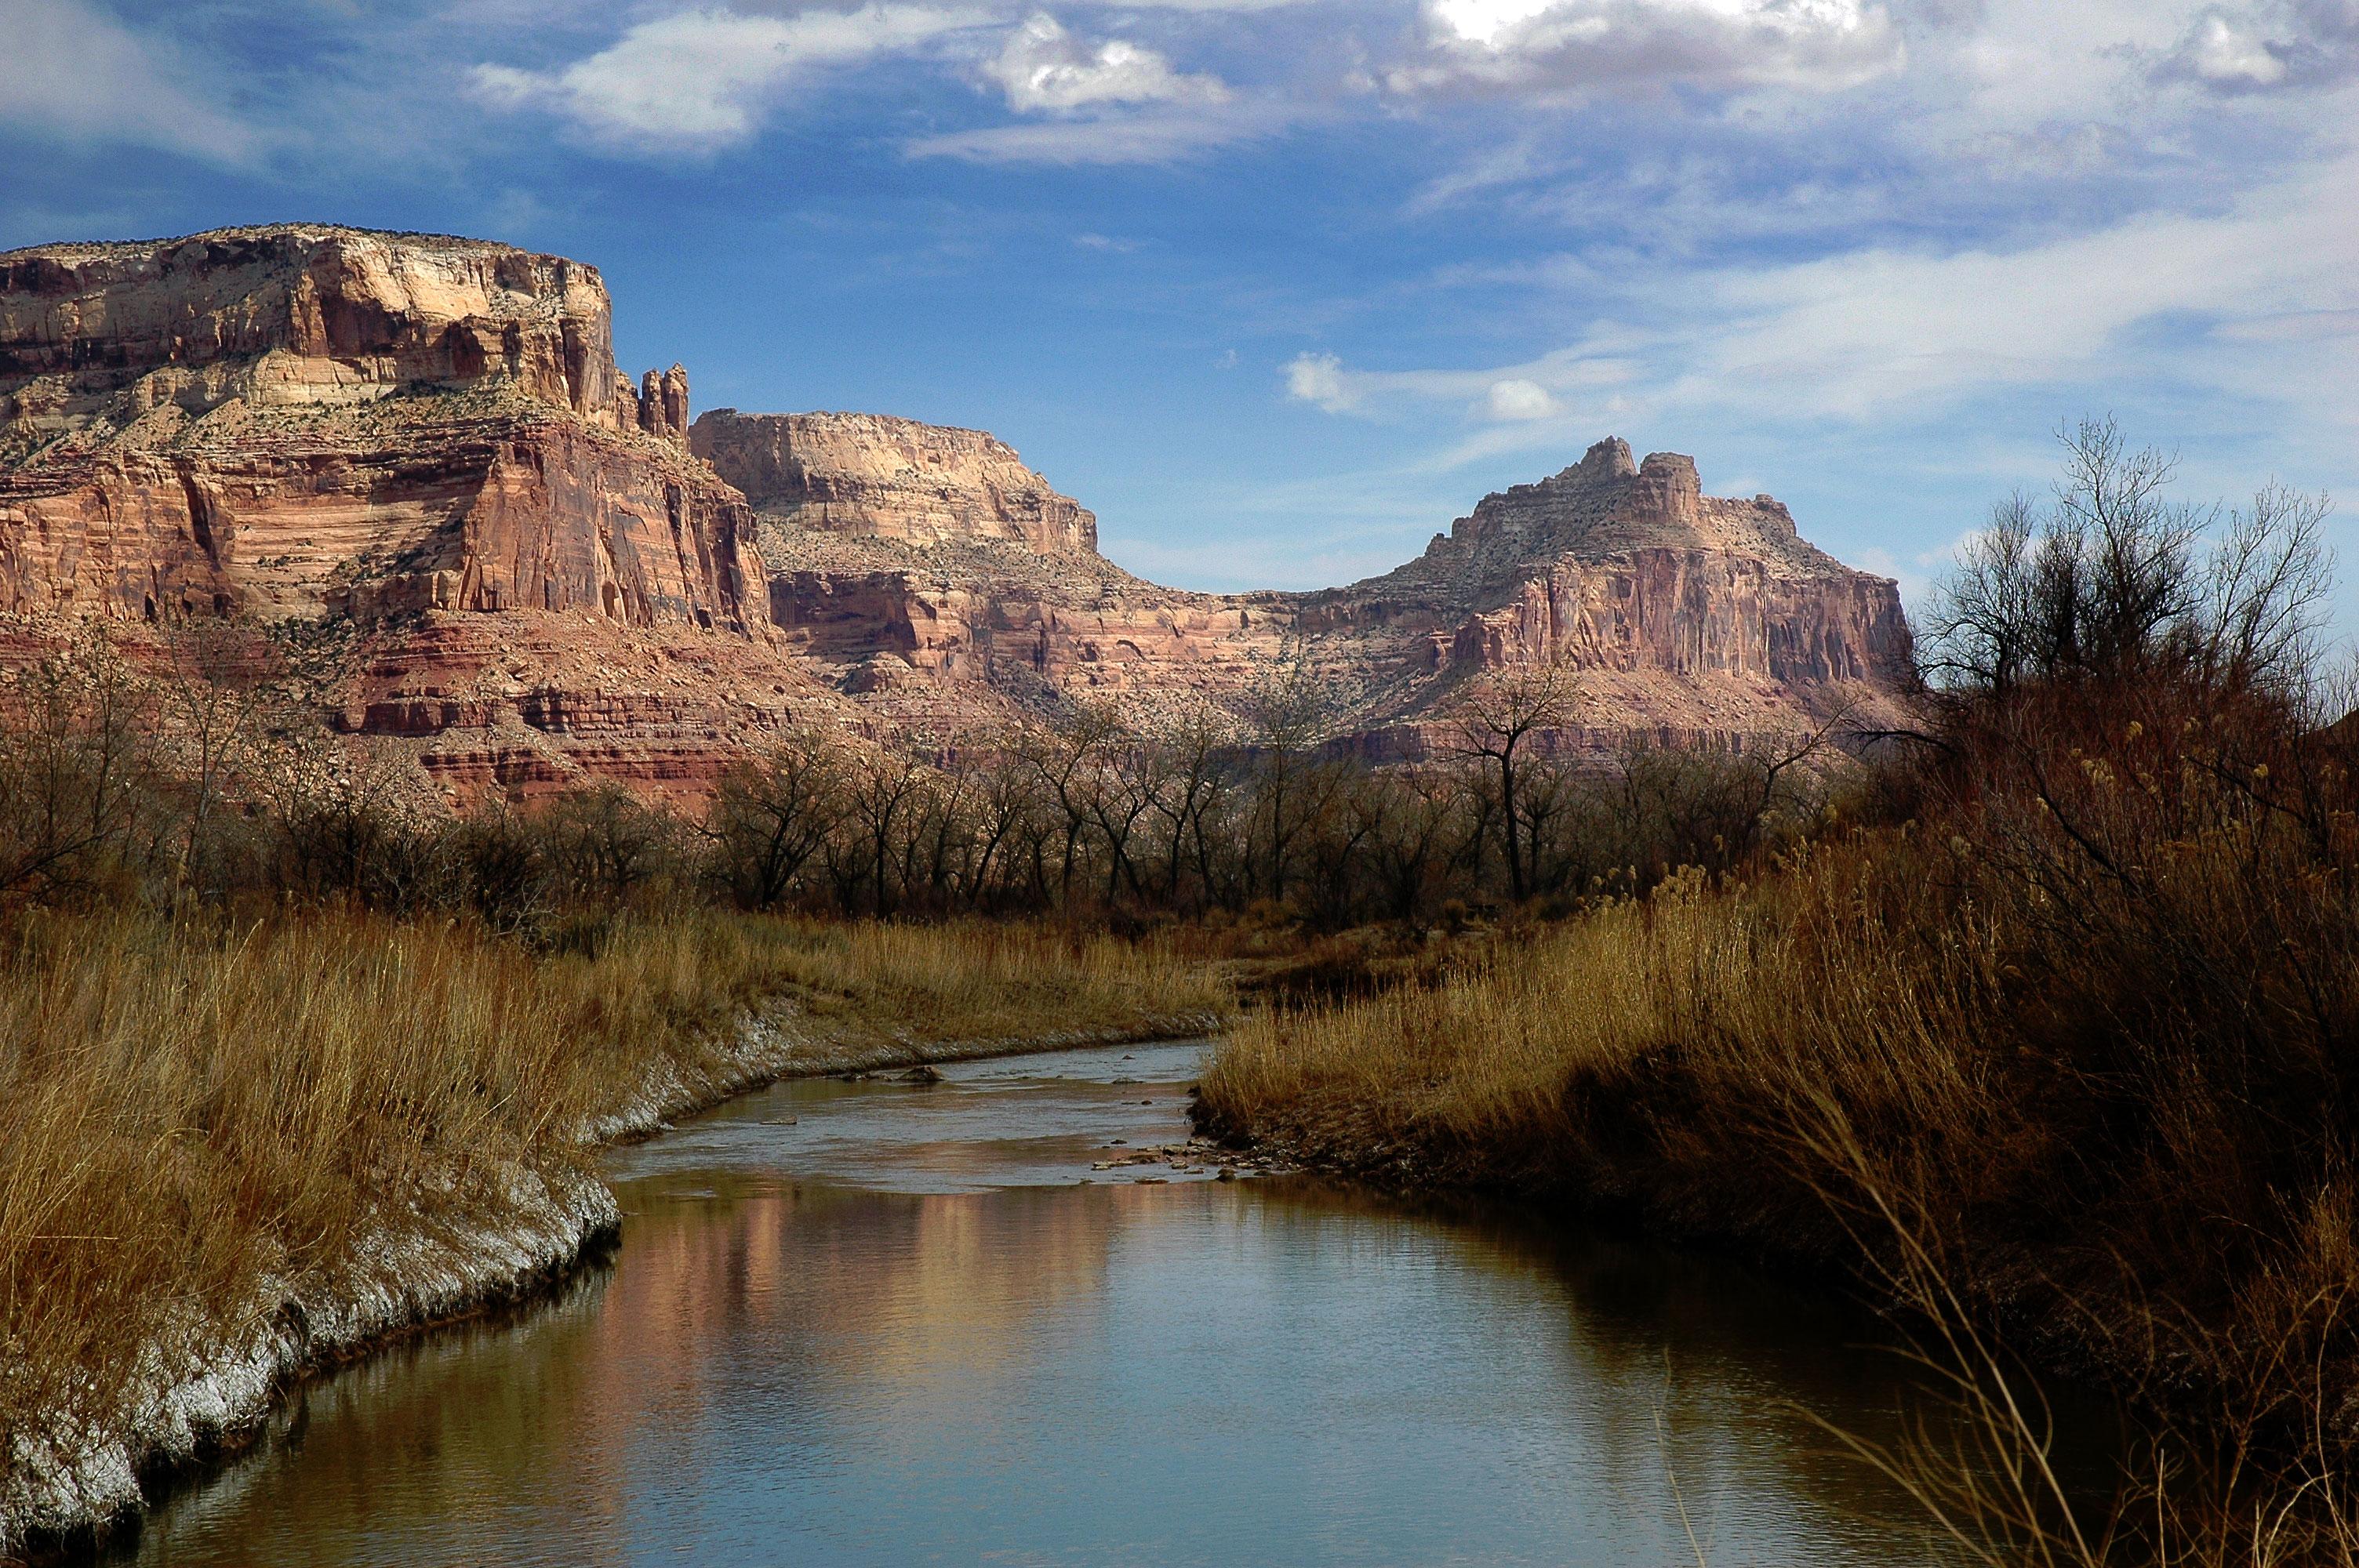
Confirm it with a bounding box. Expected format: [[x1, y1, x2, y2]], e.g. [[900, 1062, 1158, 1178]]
[[0, 907, 1227, 1507], [1201, 422, 2359, 1563]]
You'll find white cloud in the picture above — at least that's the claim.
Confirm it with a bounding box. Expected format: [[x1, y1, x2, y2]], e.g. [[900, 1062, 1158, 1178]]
[[1285, 352, 1358, 412], [2153, 2, 2359, 92], [2164, 11, 2291, 85], [1393, 0, 1905, 98], [1484, 377, 1558, 419], [1670, 147, 2359, 421], [0, 0, 254, 162], [983, 13, 1230, 111], [1289, 145, 2359, 481], [473, 4, 987, 153]]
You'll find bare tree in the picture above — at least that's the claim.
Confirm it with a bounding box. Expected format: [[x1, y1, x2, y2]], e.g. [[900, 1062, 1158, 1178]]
[[1922, 417, 2330, 702], [845, 742, 934, 917], [154, 617, 275, 892], [0, 624, 154, 903], [707, 728, 849, 909], [1241, 639, 1335, 905], [1446, 652, 1576, 902]]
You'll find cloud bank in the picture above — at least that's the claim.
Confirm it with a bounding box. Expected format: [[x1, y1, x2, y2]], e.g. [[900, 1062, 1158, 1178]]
[[1391, 0, 1906, 97], [0, 0, 255, 162]]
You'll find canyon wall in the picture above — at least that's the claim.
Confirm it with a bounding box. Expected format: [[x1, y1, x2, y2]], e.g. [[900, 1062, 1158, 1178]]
[[0, 225, 826, 798], [694, 408, 1097, 554], [747, 433, 1911, 755], [0, 223, 1913, 797], [0, 225, 760, 630]]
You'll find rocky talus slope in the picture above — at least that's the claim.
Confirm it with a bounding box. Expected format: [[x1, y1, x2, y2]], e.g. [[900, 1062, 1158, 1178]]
[[0, 224, 1910, 791]]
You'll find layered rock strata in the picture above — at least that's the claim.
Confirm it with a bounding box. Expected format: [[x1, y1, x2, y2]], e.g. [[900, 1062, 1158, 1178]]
[[1286, 437, 1911, 754], [692, 409, 1097, 554], [0, 223, 1910, 794], [728, 431, 1910, 757], [0, 225, 824, 797]]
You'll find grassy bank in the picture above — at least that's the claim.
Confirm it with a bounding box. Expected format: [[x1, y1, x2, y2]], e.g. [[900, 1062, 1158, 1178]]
[[0, 909, 1226, 1557], [1199, 811, 2359, 1563]]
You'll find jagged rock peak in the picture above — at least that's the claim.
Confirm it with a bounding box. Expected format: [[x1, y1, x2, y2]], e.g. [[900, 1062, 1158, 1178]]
[[1430, 436, 1826, 576], [0, 223, 644, 426], [691, 408, 1097, 556], [1572, 437, 1637, 480], [633, 364, 689, 445]]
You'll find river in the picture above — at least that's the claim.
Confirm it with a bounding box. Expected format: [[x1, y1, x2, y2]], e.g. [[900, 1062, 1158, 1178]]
[[122, 1039, 2121, 1566]]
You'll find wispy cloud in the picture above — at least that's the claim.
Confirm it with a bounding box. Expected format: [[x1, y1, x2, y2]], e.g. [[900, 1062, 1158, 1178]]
[[907, 100, 1283, 162], [473, 4, 990, 154], [1289, 143, 2359, 466], [0, 0, 256, 162]]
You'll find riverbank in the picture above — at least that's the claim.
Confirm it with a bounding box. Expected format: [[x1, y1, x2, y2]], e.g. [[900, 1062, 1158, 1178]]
[[0, 910, 1227, 1561], [1195, 797, 2359, 1562]]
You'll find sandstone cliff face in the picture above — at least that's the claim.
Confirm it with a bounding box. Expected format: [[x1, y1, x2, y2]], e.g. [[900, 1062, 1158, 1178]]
[[1299, 438, 1904, 682], [0, 223, 1912, 796], [0, 226, 627, 427], [693, 409, 1097, 554], [758, 530, 1289, 705], [0, 225, 766, 635], [751, 431, 1910, 756], [0, 226, 821, 798]]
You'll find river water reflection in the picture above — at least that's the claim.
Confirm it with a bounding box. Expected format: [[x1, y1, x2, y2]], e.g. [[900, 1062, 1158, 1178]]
[[127, 1040, 2121, 1566]]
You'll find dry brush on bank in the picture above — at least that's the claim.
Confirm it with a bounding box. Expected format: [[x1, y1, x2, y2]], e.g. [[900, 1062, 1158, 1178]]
[[0, 909, 1225, 1556], [1201, 423, 2359, 1564]]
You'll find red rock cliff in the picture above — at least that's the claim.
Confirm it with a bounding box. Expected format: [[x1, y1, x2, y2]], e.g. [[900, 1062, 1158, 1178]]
[[748, 428, 1910, 754], [693, 408, 1097, 554], [0, 225, 830, 801], [0, 225, 765, 634], [0, 224, 1913, 791]]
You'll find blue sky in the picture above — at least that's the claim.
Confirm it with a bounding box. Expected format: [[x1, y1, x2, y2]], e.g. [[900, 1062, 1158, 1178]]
[[4, 0, 2355, 620]]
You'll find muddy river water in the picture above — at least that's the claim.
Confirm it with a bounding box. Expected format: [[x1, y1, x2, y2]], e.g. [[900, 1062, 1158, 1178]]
[[123, 1040, 2121, 1566]]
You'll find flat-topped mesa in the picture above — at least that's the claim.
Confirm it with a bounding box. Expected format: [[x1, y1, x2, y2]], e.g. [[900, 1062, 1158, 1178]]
[[0, 224, 764, 641], [0, 225, 684, 433], [692, 408, 1097, 555]]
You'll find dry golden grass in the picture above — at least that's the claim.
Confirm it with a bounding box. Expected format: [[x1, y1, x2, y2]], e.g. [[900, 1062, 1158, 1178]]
[[0, 909, 1227, 1482], [1199, 797, 2359, 1565]]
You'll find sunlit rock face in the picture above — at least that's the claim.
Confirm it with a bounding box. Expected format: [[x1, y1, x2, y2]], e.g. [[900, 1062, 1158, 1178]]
[[745, 428, 1912, 757], [0, 224, 764, 630], [0, 224, 1910, 795], [692, 409, 1097, 555], [1281, 437, 1915, 755], [0, 225, 826, 801]]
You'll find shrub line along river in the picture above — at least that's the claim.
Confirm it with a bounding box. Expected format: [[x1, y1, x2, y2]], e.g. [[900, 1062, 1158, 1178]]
[[118, 1040, 2122, 1567]]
